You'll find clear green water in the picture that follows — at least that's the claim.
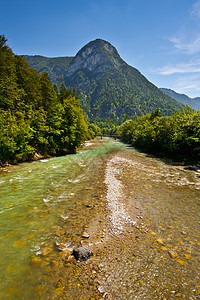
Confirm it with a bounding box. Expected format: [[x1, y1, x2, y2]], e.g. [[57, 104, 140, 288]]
[[0, 138, 199, 299], [0, 138, 125, 299]]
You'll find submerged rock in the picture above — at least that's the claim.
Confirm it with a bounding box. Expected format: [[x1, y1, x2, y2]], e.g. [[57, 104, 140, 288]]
[[73, 247, 93, 262], [30, 257, 42, 266]]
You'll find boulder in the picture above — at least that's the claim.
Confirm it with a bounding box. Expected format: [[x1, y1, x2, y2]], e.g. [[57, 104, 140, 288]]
[[72, 247, 93, 262]]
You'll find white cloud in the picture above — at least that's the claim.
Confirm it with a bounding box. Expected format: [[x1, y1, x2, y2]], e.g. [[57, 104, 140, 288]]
[[176, 74, 200, 96], [151, 1, 200, 97], [169, 35, 200, 54], [168, 1, 200, 54], [191, 0, 200, 18], [155, 60, 200, 75]]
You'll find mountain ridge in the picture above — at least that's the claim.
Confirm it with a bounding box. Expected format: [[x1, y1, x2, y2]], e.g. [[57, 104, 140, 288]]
[[160, 88, 200, 111], [23, 55, 73, 84], [24, 39, 184, 125]]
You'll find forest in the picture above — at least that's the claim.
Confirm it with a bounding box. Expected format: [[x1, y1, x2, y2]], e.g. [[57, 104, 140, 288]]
[[119, 107, 200, 164], [1, 34, 200, 166], [0, 35, 98, 165], [25, 39, 184, 126]]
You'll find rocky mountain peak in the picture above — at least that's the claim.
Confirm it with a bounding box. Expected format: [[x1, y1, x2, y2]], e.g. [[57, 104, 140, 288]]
[[24, 40, 184, 124], [66, 39, 124, 79]]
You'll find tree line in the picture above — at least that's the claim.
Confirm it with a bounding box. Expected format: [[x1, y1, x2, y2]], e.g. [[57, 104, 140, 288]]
[[1, 34, 199, 166], [119, 107, 200, 164], [0, 35, 98, 165]]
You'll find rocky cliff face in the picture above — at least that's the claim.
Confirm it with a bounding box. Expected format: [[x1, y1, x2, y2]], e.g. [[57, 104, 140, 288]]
[[65, 39, 125, 83]]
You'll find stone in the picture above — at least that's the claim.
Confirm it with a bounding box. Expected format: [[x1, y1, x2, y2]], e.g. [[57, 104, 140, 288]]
[[157, 238, 164, 245], [30, 257, 42, 266], [181, 230, 187, 235], [161, 246, 167, 251], [168, 250, 178, 259], [72, 247, 93, 262], [187, 165, 200, 171], [42, 247, 52, 256], [150, 232, 157, 236], [13, 240, 27, 247], [66, 255, 75, 262], [177, 259, 185, 265], [82, 232, 90, 238]]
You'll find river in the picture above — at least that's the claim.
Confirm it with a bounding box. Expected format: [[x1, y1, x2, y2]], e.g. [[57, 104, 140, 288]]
[[0, 138, 199, 299]]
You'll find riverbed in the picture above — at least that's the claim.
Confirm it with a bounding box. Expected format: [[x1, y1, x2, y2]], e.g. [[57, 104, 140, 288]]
[[0, 138, 199, 299]]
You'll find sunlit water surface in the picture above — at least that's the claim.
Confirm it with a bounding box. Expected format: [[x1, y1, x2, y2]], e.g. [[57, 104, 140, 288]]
[[0, 138, 199, 299], [0, 139, 124, 299]]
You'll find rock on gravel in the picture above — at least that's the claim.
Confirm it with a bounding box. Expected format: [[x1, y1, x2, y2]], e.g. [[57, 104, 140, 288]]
[[73, 247, 93, 262]]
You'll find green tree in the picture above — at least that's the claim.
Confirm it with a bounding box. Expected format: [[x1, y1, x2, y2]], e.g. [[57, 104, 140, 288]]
[[150, 107, 161, 120], [59, 83, 72, 103], [0, 35, 24, 111], [0, 35, 91, 163]]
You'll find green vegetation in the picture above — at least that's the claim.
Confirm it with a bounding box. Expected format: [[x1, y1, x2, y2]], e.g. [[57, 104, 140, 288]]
[[24, 55, 73, 88], [67, 65, 184, 126], [120, 107, 200, 164], [2, 36, 198, 166], [160, 88, 200, 111], [0, 35, 91, 164], [25, 39, 184, 127]]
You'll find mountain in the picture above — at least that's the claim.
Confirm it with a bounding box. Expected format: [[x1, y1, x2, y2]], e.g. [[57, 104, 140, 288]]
[[160, 88, 200, 111], [24, 39, 184, 125], [23, 55, 73, 86]]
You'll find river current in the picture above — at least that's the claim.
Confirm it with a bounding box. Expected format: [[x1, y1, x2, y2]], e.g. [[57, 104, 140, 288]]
[[0, 138, 199, 299]]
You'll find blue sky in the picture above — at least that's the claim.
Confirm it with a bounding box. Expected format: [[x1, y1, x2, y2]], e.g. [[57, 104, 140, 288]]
[[1, 0, 200, 97]]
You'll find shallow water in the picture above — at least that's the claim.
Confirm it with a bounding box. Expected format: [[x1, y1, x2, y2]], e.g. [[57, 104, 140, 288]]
[[98, 148, 200, 299], [0, 138, 124, 299], [0, 138, 199, 299]]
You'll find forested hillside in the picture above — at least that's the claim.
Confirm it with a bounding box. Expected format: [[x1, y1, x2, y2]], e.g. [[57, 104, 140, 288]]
[[25, 39, 184, 126], [0, 35, 90, 164], [24, 55, 73, 87], [160, 88, 200, 111]]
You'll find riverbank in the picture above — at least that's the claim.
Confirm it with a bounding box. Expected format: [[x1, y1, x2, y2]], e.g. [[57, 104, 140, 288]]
[[81, 146, 200, 299], [1, 136, 199, 174], [120, 107, 200, 167], [1, 138, 199, 299], [0, 140, 94, 172], [133, 145, 200, 168], [35, 141, 199, 299]]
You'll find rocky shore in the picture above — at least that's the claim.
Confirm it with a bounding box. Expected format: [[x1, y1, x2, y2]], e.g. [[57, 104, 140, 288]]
[[4, 139, 199, 299]]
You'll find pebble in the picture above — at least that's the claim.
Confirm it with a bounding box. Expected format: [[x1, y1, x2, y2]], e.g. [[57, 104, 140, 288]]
[[181, 230, 187, 235], [157, 238, 164, 245], [82, 232, 90, 238], [30, 257, 42, 266], [168, 250, 178, 259]]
